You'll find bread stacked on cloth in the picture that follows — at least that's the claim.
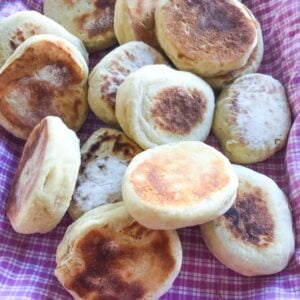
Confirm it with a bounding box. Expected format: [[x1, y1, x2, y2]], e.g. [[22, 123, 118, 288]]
[[0, 0, 296, 299]]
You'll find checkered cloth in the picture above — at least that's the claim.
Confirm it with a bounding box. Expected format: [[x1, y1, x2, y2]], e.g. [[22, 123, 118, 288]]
[[0, 0, 299, 299]]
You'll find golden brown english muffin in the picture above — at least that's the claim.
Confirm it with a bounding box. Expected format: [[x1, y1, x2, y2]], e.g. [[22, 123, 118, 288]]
[[44, 0, 117, 51], [6, 116, 80, 234], [69, 128, 142, 220], [204, 8, 264, 90], [201, 165, 295, 276], [88, 41, 168, 126], [56, 202, 182, 299], [0, 34, 88, 140], [155, 0, 257, 77], [114, 0, 161, 50], [115, 65, 215, 150], [212, 73, 291, 164], [122, 141, 238, 230], [0, 10, 88, 67]]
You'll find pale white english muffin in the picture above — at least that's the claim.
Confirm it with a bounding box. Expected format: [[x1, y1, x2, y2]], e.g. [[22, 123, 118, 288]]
[[6, 116, 80, 234], [212, 73, 291, 164], [44, 0, 117, 51], [115, 65, 215, 150], [0, 10, 88, 67], [155, 0, 257, 77], [204, 10, 264, 90], [88, 41, 167, 126], [122, 141, 238, 230], [201, 165, 295, 276], [114, 0, 161, 50], [0, 34, 89, 140], [69, 128, 142, 220], [56, 202, 182, 299]]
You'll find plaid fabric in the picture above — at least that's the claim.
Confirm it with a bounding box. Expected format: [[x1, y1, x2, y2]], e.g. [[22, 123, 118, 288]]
[[0, 0, 299, 299]]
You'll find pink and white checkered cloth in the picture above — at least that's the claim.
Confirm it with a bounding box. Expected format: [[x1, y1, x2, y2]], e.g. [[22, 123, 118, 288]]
[[0, 0, 299, 299]]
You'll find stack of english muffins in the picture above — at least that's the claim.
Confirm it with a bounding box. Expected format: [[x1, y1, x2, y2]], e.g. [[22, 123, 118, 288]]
[[1, 0, 295, 299]]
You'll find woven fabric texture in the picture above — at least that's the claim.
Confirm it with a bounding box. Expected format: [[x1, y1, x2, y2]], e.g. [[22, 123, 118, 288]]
[[0, 0, 299, 299]]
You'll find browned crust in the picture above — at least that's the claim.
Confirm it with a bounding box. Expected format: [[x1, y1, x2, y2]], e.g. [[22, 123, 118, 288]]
[[0, 39, 87, 138], [64, 223, 177, 298], [150, 87, 207, 134], [6, 118, 49, 222], [160, 0, 256, 64], [223, 181, 274, 247]]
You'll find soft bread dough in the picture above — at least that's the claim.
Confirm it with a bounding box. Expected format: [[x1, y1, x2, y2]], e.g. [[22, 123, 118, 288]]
[[0, 10, 88, 67], [56, 202, 182, 299], [212, 73, 291, 164], [201, 165, 295, 276], [44, 0, 117, 51], [155, 0, 257, 77], [0, 34, 89, 139], [115, 65, 215, 149], [69, 128, 142, 220], [122, 141, 238, 230], [114, 0, 161, 50], [6, 116, 80, 234], [88, 41, 167, 126]]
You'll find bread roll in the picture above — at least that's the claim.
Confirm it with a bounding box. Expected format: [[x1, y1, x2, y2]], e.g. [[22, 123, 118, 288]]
[[115, 65, 215, 149], [155, 0, 257, 77], [212, 73, 291, 164], [44, 0, 117, 51], [56, 202, 182, 299], [69, 128, 142, 220], [0, 34, 89, 139], [0, 10, 88, 67], [6, 116, 80, 234], [88, 41, 167, 126], [122, 141, 238, 230], [201, 165, 295, 276]]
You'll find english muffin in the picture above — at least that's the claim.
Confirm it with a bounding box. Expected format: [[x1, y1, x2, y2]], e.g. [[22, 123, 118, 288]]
[[122, 141, 238, 230], [6, 116, 80, 234], [0, 10, 88, 67], [212, 73, 291, 164], [0, 34, 89, 140], [115, 65, 215, 149], [204, 10, 264, 90], [155, 0, 257, 77], [56, 202, 182, 299], [69, 128, 142, 220], [88, 41, 167, 126], [201, 165, 295, 276], [114, 0, 161, 50], [44, 0, 117, 51]]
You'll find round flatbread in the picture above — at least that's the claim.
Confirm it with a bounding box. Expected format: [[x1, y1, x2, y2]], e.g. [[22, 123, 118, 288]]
[[56, 202, 182, 299], [114, 0, 161, 50], [155, 0, 257, 77], [88, 41, 167, 126], [0, 10, 88, 67], [6, 116, 80, 234], [201, 165, 295, 276], [115, 64, 215, 149], [44, 0, 117, 51], [212, 73, 291, 164], [122, 141, 238, 230], [69, 128, 142, 220], [0, 34, 89, 140]]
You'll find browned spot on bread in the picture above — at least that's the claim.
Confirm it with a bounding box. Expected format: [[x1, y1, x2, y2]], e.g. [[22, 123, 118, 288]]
[[131, 153, 230, 207], [6, 118, 48, 221], [66, 223, 176, 298], [63, 0, 77, 6], [224, 183, 274, 247], [161, 0, 256, 63], [151, 87, 207, 134], [75, 0, 115, 38], [0, 40, 87, 137]]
